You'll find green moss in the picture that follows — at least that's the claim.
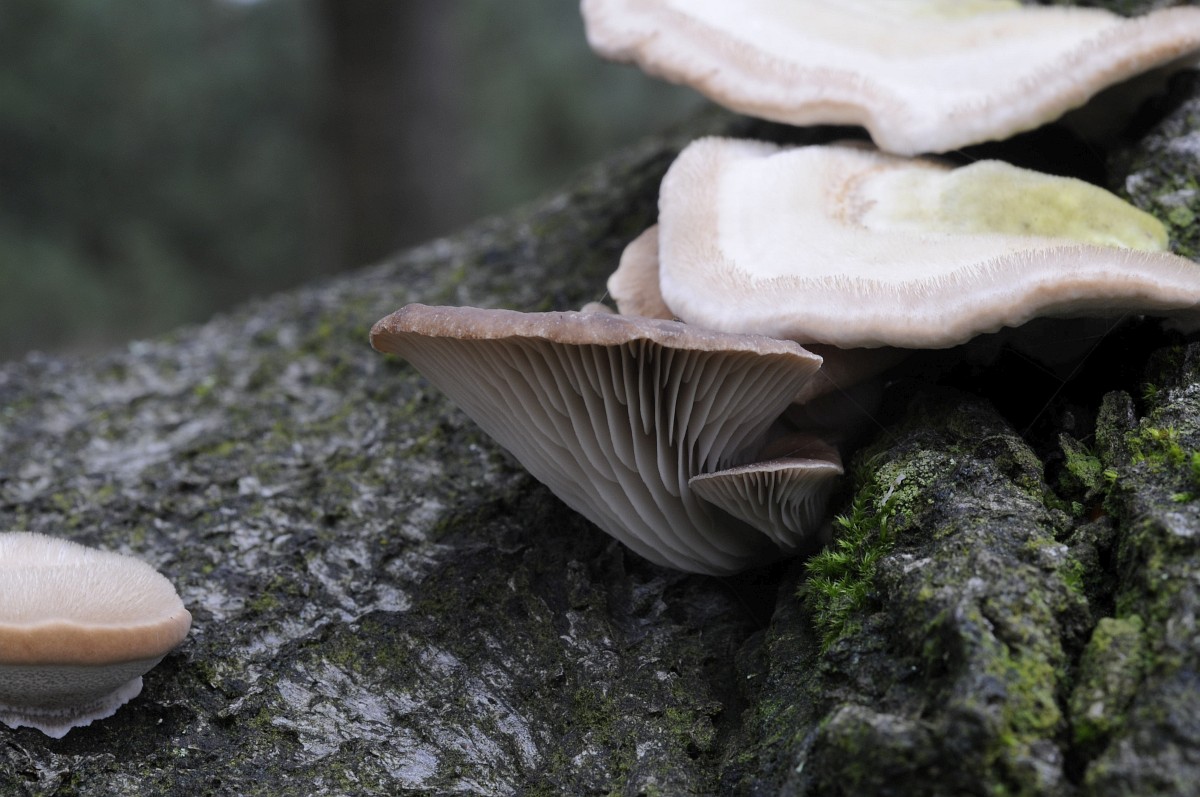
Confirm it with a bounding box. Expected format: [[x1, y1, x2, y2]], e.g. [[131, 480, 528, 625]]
[[1059, 434, 1106, 496], [1045, 548, 1087, 598], [1069, 615, 1145, 753], [246, 572, 304, 616], [204, 439, 240, 458], [925, 609, 1066, 795], [193, 375, 218, 399], [247, 590, 281, 614], [998, 647, 1062, 741], [49, 491, 74, 513], [1124, 424, 1200, 502], [1167, 205, 1195, 229], [93, 482, 117, 503], [563, 685, 637, 790], [804, 468, 905, 650], [1128, 425, 1187, 469]]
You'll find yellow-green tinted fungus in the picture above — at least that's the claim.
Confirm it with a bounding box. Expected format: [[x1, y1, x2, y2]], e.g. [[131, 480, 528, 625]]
[[658, 138, 1200, 349], [871, 161, 1169, 251]]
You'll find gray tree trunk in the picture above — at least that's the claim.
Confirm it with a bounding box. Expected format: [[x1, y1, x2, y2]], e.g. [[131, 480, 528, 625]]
[[2, 72, 1200, 797], [319, 0, 467, 268]]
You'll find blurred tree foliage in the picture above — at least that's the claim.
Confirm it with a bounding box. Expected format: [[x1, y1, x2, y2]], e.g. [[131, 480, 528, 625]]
[[455, 2, 703, 215], [0, 0, 329, 357], [0, 0, 701, 359]]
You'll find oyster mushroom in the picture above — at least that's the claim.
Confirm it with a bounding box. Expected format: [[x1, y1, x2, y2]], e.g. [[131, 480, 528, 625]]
[[609, 224, 907, 402], [609, 226, 674, 321], [0, 532, 191, 738], [370, 303, 829, 574], [581, 0, 1200, 155], [657, 138, 1200, 349], [689, 433, 843, 553]]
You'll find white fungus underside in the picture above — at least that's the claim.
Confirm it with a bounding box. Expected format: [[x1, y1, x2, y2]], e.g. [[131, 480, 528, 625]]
[[373, 307, 822, 574], [0, 659, 158, 738], [582, 0, 1200, 154], [659, 139, 1200, 349]]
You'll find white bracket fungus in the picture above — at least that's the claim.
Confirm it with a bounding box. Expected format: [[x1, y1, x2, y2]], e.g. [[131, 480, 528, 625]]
[[370, 304, 836, 574], [581, 0, 1200, 155], [376, 5, 1200, 577], [657, 138, 1200, 349], [0, 532, 191, 738]]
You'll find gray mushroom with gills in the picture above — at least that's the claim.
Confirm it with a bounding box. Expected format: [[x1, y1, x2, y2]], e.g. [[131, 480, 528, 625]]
[[370, 304, 843, 575]]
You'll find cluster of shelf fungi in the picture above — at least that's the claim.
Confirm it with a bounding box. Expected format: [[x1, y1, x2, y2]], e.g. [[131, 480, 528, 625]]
[[372, 1, 1200, 574], [5, 0, 1200, 742]]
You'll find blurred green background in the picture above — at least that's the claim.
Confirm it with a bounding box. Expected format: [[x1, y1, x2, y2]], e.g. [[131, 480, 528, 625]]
[[0, 0, 702, 359]]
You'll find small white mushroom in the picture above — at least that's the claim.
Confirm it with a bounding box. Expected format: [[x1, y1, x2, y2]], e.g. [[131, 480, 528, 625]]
[[581, 0, 1200, 155], [608, 226, 674, 321], [689, 433, 843, 553], [371, 304, 827, 574], [657, 138, 1200, 349], [0, 532, 191, 738]]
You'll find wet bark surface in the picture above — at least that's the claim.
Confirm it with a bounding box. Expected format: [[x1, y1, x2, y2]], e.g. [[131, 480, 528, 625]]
[[2, 61, 1200, 797]]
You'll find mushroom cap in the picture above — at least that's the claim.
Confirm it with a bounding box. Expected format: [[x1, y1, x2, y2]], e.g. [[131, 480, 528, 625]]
[[658, 138, 1200, 349], [581, 0, 1200, 155], [609, 223, 908, 400], [0, 533, 191, 667], [608, 226, 674, 320], [0, 532, 191, 737], [371, 304, 824, 574], [689, 434, 843, 552]]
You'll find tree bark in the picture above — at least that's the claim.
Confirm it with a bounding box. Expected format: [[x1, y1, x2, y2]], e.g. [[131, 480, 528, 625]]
[[1, 78, 1199, 795]]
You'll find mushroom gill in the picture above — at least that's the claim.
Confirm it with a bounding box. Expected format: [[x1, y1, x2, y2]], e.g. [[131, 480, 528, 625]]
[[370, 303, 826, 574], [689, 433, 844, 554]]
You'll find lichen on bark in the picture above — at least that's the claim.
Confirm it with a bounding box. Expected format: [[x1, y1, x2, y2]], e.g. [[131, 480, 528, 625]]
[[721, 391, 1092, 797]]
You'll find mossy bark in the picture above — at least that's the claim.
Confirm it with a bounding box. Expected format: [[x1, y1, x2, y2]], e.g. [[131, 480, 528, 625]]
[[1024, 0, 1195, 15], [2, 60, 1200, 797]]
